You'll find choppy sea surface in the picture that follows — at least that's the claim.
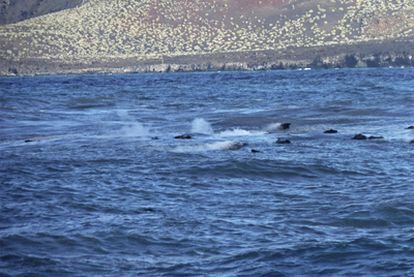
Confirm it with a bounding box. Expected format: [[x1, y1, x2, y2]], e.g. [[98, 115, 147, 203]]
[[1, 68, 414, 275]]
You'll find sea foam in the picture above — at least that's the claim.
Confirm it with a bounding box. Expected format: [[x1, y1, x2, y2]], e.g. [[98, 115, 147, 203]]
[[173, 141, 246, 153], [264, 123, 283, 133], [218, 128, 265, 137]]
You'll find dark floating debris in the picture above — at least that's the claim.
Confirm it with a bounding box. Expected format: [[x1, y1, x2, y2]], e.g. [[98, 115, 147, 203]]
[[251, 149, 261, 153], [24, 139, 34, 143], [410, 139, 414, 144], [368, 136, 384, 140], [174, 134, 192, 140], [151, 136, 159, 140], [324, 129, 338, 134], [353, 134, 368, 140], [276, 138, 291, 144], [406, 126, 414, 130], [279, 123, 291, 130]]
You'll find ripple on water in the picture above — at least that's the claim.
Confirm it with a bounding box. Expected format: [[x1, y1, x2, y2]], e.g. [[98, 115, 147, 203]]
[[1, 69, 414, 275]]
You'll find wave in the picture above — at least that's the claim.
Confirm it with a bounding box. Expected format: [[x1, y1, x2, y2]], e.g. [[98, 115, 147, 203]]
[[218, 128, 265, 137], [172, 141, 247, 153], [179, 159, 369, 179], [189, 117, 267, 138], [264, 123, 284, 133]]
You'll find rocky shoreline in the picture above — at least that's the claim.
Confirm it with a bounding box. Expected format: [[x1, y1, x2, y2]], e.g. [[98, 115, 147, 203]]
[[1, 40, 414, 76]]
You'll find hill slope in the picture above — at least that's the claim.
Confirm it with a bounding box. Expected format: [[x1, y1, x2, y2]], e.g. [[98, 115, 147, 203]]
[[0, 0, 82, 25], [1, 0, 414, 75]]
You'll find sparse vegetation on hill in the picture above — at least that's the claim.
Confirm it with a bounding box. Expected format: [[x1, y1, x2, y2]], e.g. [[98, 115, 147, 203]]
[[0, 0, 83, 25], [0, 0, 413, 75]]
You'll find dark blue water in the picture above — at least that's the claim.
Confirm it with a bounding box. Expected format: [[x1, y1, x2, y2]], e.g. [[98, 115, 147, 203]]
[[1, 69, 414, 275]]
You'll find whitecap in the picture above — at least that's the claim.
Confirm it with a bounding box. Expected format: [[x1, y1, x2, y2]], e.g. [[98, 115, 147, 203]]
[[264, 123, 283, 133], [173, 141, 247, 153], [218, 128, 265, 137]]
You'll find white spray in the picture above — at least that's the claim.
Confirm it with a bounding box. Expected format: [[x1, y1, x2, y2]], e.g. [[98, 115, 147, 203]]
[[121, 122, 150, 137], [191, 118, 214, 135], [117, 110, 150, 137]]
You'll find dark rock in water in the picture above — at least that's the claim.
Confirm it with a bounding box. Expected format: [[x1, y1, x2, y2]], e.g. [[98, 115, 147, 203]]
[[151, 136, 159, 140], [141, 207, 156, 213], [251, 149, 261, 153], [228, 142, 248, 151], [24, 139, 34, 143], [368, 136, 384, 140], [9, 67, 18, 75], [353, 134, 367, 140], [280, 123, 291, 130], [410, 139, 414, 144], [406, 126, 414, 130], [276, 138, 291, 144], [174, 134, 192, 140], [324, 129, 338, 134]]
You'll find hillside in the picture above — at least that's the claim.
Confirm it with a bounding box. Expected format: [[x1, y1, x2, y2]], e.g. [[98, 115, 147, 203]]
[[0, 0, 82, 25], [1, 0, 414, 75]]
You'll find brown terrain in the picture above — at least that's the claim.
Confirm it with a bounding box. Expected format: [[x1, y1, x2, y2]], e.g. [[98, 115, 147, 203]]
[[0, 0, 414, 75], [0, 0, 83, 25]]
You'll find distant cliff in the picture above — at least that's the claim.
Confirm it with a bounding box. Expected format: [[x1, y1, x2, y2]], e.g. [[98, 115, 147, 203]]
[[0, 0, 413, 75]]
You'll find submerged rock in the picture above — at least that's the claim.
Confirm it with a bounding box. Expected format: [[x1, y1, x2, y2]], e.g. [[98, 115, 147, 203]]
[[324, 129, 338, 134], [24, 136, 57, 143], [174, 134, 192, 140], [368, 136, 384, 140], [227, 142, 248, 151], [141, 207, 156, 213], [24, 137, 44, 143], [353, 134, 367, 140], [280, 123, 291, 130], [265, 122, 291, 133], [276, 138, 291, 144]]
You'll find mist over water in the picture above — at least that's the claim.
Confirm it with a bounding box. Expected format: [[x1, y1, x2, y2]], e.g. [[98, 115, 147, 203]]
[[191, 118, 214, 135], [265, 122, 283, 133], [1, 69, 414, 275], [120, 122, 150, 137], [116, 110, 151, 137]]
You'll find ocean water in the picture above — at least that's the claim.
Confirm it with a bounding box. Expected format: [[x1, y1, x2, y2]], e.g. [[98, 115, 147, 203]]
[[1, 68, 414, 275]]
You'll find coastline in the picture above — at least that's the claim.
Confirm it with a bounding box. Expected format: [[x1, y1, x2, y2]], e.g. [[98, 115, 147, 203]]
[[1, 40, 414, 77]]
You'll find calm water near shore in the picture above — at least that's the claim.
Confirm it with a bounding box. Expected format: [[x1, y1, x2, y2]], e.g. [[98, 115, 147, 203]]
[[1, 68, 414, 275]]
